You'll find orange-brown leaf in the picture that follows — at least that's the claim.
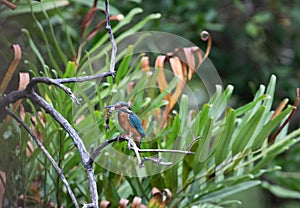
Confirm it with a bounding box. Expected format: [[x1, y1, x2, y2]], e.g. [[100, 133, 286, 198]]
[[13, 72, 30, 110], [0, 44, 22, 94], [148, 187, 172, 208], [183, 47, 196, 80], [200, 31, 212, 66], [141, 56, 150, 72], [118, 198, 129, 208], [159, 189, 172, 208], [132, 196, 142, 208], [270, 98, 289, 120], [0, 171, 6, 206], [155, 55, 168, 92], [80, 7, 99, 38], [169, 57, 183, 80], [100, 200, 111, 208]]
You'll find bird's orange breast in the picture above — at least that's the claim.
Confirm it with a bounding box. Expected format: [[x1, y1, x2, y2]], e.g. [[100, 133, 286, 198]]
[[118, 111, 142, 147]]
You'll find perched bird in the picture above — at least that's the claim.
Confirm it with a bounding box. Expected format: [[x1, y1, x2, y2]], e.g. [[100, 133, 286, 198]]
[[105, 102, 145, 148]]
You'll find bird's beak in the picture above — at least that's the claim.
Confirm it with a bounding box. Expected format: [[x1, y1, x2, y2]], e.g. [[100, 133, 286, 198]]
[[105, 105, 115, 110]]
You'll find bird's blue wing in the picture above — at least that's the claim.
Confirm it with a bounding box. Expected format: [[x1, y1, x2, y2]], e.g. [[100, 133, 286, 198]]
[[128, 113, 145, 137]]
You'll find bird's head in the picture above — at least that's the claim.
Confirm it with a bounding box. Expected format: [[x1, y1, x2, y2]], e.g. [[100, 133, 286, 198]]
[[105, 102, 131, 113]]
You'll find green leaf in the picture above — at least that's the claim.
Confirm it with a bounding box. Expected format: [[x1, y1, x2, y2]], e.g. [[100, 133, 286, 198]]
[[165, 164, 178, 193], [195, 180, 261, 203], [64, 61, 76, 78], [251, 139, 296, 173], [232, 106, 266, 155], [262, 182, 300, 199], [253, 12, 272, 24], [116, 45, 134, 84], [1, 0, 69, 17], [262, 75, 276, 111], [22, 29, 47, 71], [215, 108, 236, 165], [252, 105, 294, 149], [198, 117, 214, 163], [179, 94, 189, 133], [235, 94, 269, 116], [42, 9, 68, 65], [103, 176, 121, 207]]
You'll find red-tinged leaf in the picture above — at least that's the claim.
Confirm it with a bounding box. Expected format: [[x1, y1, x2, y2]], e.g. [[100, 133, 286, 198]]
[[0, 0, 16, 10], [183, 47, 196, 80], [0, 44, 22, 93], [80, 7, 99, 38], [84, 15, 123, 45], [127, 82, 135, 94], [160, 189, 172, 207], [191, 46, 203, 69], [84, 19, 106, 43], [175, 47, 196, 80], [155, 55, 168, 92], [13, 72, 30, 110], [181, 60, 188, 82], [100, 200, 111, 208], [18, 72, 30, 90], [270, 98, 288, 120], [170, 56, 183, 80], [118, 198, 129, 208], [148, 187, 172, 208], [269, 88, 299, 144], [26, 140, 34, 157], [0, 171, 6, 206], [132, 197, 142, 208], [19, 104, 26, 121], [199, 31, 212, 66]]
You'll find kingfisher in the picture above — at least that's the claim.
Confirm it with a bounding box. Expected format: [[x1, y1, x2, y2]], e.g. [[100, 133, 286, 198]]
[[105, 102, 145, 148]]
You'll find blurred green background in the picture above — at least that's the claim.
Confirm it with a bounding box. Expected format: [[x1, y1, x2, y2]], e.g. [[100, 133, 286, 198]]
[[120, 1, 300, 98]]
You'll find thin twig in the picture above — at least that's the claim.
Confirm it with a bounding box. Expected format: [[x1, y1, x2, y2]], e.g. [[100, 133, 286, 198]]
[[186, 132, 202, 152], [55, 71, 116, 83], [138, 148, 195, 155], [5, 108, 79, 208], [127, 138, 143, 167], [90, 135, 127, 161], [26, 77, 80, 105], [105, 0, 117, 75], [141, 157, 173, 166]]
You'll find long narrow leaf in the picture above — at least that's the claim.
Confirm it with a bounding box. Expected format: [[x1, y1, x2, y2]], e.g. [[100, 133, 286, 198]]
[[232, 106, 266, 155], [215, 108, 236, 165]]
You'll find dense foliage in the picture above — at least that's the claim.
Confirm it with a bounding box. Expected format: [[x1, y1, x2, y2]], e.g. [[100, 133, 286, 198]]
[[1, 1, 300, 207]]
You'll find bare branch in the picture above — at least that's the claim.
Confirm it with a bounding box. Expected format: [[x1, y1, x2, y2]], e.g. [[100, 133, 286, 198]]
[[90, 135, 195, 168], [141, 157, 173, 166], [5, 108, 79, 208], [138, 148, 195, 155], [90, 135, 127, 161], [127, 137, 143, 167], [0, 71, 114, 122], [54, 71, 116, 83], [27, 91, 99, 208], [105, 0, 117, 75]]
